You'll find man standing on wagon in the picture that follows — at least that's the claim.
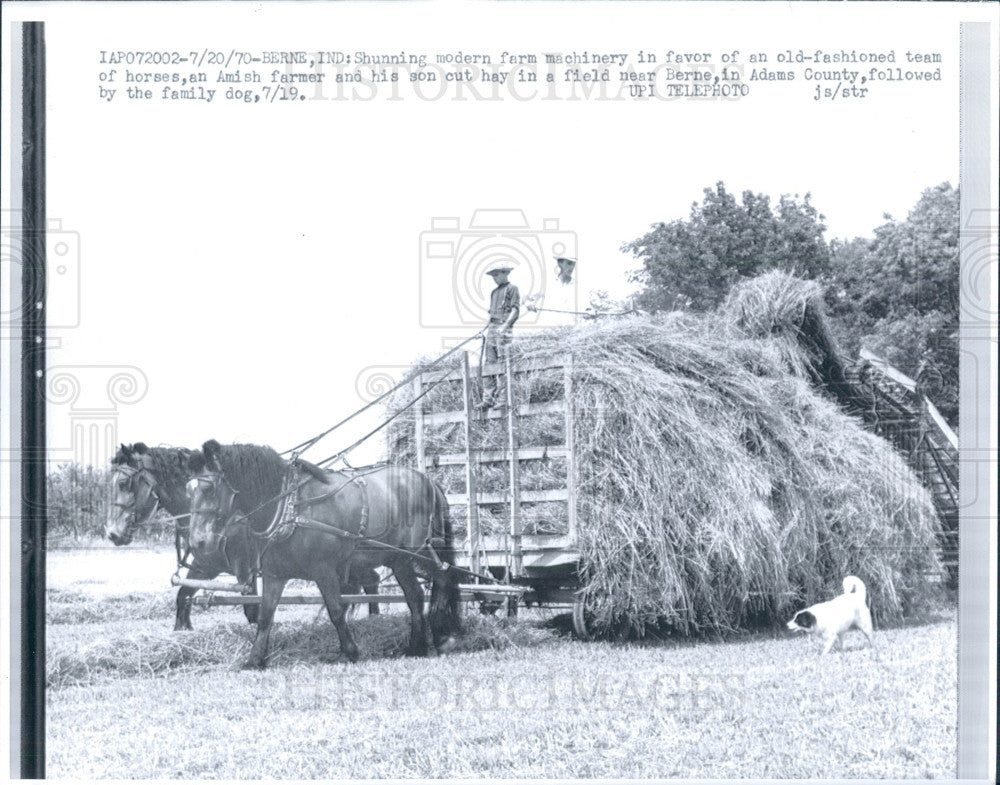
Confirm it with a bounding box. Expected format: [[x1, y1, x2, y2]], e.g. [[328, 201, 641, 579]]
[[481, 261, 520, 410]]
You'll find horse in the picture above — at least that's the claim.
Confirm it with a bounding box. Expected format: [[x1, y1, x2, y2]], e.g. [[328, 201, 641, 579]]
[[186, 439, 462, 667], [106, 442, 382, 629], [105, 442, 251, 630]]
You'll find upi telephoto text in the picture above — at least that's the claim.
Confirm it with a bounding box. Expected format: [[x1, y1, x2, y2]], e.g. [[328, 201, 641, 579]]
[[94, 46, 943, 103]]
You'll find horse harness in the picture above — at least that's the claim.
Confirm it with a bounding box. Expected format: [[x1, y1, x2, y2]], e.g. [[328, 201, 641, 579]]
[[112, 455, 195, 570], [264, 466, 374, 545], [194, 462, 450, 589], [110, 455, 162, 529]]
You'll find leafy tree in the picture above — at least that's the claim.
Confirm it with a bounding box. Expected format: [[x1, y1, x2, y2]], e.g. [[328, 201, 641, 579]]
[[823, 236, 878, 354], [623, 180, 959, 426], [824, 183, 959, 424], [623, 182, 830, 310]]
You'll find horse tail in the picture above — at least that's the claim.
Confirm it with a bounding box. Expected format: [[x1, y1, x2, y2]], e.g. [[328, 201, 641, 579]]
[[428, 480, 462, 645]]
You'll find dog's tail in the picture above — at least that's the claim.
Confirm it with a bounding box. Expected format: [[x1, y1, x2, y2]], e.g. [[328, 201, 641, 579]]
[[843, 575, 866, 599]]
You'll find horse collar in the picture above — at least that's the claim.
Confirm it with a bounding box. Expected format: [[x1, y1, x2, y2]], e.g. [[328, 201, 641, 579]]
[[259, 464, 313, 544]]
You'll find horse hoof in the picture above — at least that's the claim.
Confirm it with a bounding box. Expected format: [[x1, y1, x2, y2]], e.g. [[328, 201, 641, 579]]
[[241, 657, 266, 670], [173, 623, 193, 632]]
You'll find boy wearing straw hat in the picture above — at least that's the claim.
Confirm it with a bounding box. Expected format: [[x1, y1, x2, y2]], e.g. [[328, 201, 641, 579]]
[[481, 261, 520, 409]]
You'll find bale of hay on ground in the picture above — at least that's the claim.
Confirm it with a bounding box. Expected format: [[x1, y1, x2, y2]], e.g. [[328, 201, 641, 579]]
[[385, 275, 943, 635]]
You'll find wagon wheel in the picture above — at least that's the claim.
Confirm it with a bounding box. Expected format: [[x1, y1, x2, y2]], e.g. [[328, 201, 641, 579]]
[[572, 593, 597, 641]]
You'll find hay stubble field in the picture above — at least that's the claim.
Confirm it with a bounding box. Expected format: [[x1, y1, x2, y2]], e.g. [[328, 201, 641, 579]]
[[47, 547, 956, 779]]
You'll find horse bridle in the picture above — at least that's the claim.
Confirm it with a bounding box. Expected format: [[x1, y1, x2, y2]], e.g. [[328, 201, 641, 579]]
[[110, 460, 161, 536], [187, 469, 239, 542]]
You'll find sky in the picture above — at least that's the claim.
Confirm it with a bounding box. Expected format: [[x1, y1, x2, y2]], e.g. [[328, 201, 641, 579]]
[[3, 1, 994, 468]]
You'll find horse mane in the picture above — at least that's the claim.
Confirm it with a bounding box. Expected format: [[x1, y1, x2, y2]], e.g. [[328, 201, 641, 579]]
[[111, 442, 140, 467], [188, 451, 207, 474], [112, 442, 192, 515], [293, 457, 333, 485], [149, 446, 191, 480], [202, 441, 287, 530]]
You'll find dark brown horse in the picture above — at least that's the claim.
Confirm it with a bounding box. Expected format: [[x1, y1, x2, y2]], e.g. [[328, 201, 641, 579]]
[[106, 443, 191, 547], [106, 442, 382, 629], [105, 442, 251, 630], [187, 440, 461, 667]]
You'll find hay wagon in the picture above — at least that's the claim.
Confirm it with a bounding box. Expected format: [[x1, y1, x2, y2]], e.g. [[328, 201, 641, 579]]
[[409, 350, 592, 633], [185, 277, 954, 635], [186, 348, 595, 636]]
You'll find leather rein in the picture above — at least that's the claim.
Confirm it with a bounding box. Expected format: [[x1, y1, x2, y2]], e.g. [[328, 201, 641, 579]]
[[110, 462, 161, 530], [112, 459, 193, 569]]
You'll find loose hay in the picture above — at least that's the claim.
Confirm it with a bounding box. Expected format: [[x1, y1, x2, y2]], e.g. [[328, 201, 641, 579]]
[[47, 613, 559, 689], [386, 274, 944, 636], [47, 590, 175, 625]]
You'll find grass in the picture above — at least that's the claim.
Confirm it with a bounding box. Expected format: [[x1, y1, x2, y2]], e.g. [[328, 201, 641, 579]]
[[46, 605, 560, 689], [47, 588, 175, 625], [47, 562, 957, 779]]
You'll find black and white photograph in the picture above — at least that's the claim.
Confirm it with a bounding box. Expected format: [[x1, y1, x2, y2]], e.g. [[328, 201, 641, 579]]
[[2, 1, 997, 780]]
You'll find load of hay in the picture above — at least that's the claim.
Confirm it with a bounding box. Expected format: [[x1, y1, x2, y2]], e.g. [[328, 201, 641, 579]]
[[386, 272, 943, 635]]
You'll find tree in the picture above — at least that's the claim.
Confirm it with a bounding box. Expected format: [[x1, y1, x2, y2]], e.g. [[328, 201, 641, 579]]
[[47, 462, 110, 542], [47, 461, 177, 544], [622, 180, 959, 426], [824, 183, 959, 424], [623, 182, 830, 311]]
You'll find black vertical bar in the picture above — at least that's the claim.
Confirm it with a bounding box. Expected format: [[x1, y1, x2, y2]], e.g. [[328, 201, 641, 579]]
[[21, 20, 46, 780]]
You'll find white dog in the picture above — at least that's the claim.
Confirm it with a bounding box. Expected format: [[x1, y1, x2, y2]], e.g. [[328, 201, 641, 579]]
[[786, 576, 875, 654]]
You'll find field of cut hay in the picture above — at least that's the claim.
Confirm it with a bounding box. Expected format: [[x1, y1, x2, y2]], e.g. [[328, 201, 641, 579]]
[[47, 547, 957, 779], [387, 273, 944, 635]]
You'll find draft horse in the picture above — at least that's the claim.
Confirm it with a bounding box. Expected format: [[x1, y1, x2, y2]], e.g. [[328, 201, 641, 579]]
[[106, 442, 381, 630], [186, 440, 462, 667], [105, 442, 260, 629]]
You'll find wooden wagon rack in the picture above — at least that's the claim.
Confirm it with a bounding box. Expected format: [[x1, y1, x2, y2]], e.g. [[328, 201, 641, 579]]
[[185, 348, 588, 632], [412, 351, 581, 587]]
